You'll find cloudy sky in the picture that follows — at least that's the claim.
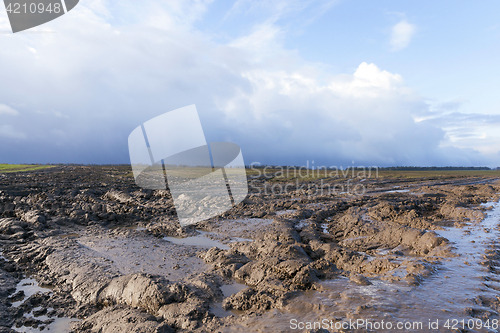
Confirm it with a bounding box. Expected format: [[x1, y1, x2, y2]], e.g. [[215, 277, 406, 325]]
[[1, 0, 499, 167]]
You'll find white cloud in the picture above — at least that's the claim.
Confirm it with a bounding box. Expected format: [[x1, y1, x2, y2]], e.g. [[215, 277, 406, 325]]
[[216, 61, 455, 166], [390, 19, 416, 51], [417, 111, 500, 158], [326, 62, 406, 98], [0, 104, 19, 116]]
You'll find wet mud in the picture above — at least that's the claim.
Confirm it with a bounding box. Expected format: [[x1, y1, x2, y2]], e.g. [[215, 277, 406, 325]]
[[0, 166, 500, 332]]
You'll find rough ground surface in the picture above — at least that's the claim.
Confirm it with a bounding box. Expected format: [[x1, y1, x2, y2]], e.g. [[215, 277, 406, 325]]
[[0, 166, 499, 332]]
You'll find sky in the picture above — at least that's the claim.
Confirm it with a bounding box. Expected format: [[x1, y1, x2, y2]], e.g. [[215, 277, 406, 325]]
[[0, 0, 499, 168]]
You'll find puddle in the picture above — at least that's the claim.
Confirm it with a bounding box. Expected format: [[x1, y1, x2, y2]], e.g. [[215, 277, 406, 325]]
[[320, 223, 329, 234], [385, 189, 410, 193], [235, 201, 500, 332], [164, 230, 230, 250], [210, 303, 233, 318], [275, 210, 297, 216], [220, 283, 247, 297], [229, 237, 254, 243], [58, 233, 80, 239], [11, 278, 53, 307], [481, 202, 496, 209], [13, 317, 80, 333], [211, 283, 248, 318], [8, 275, 78, 332], [23, 307, 52, 321], [306, 203, 325, 208], [340, 235, 368, 246], [109, 225, 147, 231], [0, 250, 5, 260], [294, 220, 310, 230]]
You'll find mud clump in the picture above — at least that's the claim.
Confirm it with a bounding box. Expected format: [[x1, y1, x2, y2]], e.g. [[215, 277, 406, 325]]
[[73, 305, 174, 333]]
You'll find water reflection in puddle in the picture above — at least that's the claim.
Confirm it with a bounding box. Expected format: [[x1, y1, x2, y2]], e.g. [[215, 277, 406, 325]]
[[294, 220, 310, 231], [11, 278, 52, 308], [229, 237, 253, 243], [13, 317, 80, 333], [211, 283, 248, 317], [109, 225, 147, 231], [221, 283, 247, 297], [385, 189, 411, 193], [58, 233, 80, 239], [24, 307, 52, 321], [276, 210, 297, 216], [10, 279, 80, 333]]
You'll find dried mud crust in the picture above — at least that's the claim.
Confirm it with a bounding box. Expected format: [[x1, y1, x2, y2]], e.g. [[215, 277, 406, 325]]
[[0, 165, 498, 332]]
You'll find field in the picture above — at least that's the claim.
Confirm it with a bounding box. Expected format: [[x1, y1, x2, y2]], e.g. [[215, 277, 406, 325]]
[[0, 164, 55, 173], [103, 164, 500, 181], [248, 167, 500, 181]]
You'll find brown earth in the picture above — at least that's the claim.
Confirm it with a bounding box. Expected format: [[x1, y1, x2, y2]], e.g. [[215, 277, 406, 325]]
[[0, 166, 499, 332]]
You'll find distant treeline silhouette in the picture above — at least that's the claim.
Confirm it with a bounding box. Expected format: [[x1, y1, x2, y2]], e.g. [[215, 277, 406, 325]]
[[8, 163, 496, 171], [379, 166, 493, 171]]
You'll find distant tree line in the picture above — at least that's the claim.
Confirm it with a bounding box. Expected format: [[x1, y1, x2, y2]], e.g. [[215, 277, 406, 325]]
[[379, 166, 493, 171]]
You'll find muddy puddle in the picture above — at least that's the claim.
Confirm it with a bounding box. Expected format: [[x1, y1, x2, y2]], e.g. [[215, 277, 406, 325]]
[[211, 283, 247, 318], [11, 278, 52, 308], [224, 201, 500, 332], [10, 279, 79, 332], [294, 220, 310, 231], [13, 316, 79, 333], [385, 189, 411, 193], [276, 210, 297, 216]]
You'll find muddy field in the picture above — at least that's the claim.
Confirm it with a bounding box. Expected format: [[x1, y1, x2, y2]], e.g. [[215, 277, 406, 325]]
[[1, 166, 500, 332]]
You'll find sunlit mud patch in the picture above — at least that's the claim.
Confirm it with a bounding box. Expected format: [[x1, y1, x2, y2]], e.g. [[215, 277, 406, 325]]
[[77, 228, 209, 280], [218, 202, 500, 333], [198, 218, 274, 241], [164, 231, 231, 250]]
